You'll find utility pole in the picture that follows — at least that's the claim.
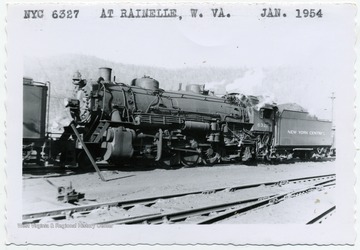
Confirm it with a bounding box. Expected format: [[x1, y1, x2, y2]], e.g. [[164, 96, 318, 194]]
[[330, 92, 335, 122]]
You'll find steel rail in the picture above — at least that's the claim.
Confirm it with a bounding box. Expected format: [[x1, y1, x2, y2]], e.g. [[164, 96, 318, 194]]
[[100, 195, 275, 225], [103, 182, 335, 225], [306, 206, 336, 224], [22, 173, 335, 224], [198, 182, 335, 224]]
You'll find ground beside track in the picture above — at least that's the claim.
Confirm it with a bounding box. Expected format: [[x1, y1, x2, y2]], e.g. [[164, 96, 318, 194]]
[[23, 161, 336, 221]]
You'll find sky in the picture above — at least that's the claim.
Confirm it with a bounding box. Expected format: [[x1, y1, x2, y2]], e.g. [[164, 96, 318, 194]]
[[10, 3, 356, 119]]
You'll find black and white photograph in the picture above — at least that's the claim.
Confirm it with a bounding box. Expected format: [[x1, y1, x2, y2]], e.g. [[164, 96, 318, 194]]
[[3, 0, 358, 246]]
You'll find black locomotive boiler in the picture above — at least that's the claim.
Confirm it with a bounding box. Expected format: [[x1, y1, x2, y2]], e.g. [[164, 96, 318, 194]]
[[51, 67, 334, 169]]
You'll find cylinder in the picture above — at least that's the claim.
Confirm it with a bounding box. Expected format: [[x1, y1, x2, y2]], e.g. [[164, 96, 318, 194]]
[[99, 67, 112, 82], [182, 121, 210, 131], [103, 127, 135, 161]]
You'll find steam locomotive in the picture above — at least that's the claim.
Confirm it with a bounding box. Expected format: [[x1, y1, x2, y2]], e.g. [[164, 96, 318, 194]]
[[23, 67, 335, 169]]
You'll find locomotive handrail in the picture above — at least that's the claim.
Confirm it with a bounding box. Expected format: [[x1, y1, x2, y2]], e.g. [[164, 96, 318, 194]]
[[166, 91, 225, 102], [149, 106, 222, 118], [130, 87, 228, 103]]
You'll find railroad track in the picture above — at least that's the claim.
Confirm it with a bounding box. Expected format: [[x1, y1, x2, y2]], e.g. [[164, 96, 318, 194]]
[[100, 178, 335, 225], [23, 173, 335, 224]]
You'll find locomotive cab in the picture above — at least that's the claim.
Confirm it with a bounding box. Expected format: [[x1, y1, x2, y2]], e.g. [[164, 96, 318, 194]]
[[251, 104, 276, 133], [259, 107, 274, 120]]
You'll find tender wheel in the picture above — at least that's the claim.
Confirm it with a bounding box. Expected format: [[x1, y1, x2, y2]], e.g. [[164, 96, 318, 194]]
[[299, 151, 310, 160]]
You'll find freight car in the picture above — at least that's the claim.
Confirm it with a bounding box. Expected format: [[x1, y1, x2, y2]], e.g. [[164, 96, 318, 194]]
[[23, 67, 335, 170], [23, 77, 49, 164]]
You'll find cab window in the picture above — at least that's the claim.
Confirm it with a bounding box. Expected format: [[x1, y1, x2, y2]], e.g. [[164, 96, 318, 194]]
[[260, 108, 273, 119]]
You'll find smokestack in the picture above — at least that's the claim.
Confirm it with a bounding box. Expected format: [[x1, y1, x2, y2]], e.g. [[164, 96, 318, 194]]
[[99, 67, 112, 82]]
